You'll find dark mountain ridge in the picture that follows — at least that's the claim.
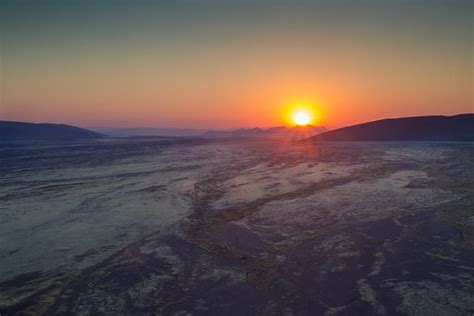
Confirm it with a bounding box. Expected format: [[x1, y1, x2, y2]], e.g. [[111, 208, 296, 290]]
[[0, 121, 103, 141], [303, 114, 474, 142]]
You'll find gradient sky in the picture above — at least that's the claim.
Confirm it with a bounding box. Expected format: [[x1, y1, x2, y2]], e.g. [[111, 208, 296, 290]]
[[1, 0, 472, 129]]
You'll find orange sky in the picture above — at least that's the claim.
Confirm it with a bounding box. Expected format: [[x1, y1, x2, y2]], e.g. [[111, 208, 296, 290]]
[[1, 1, 472, 129]]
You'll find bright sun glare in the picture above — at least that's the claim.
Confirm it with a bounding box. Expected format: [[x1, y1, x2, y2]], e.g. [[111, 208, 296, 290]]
[[293, 111, 311, 126]]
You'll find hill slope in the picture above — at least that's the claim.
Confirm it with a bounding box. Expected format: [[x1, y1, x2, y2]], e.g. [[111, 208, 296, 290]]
[[303, 114, 474, 142], [0, 121, 103, 141]]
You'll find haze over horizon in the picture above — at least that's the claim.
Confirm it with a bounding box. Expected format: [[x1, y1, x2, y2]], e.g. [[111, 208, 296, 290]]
[[1, 0, 472, 129]]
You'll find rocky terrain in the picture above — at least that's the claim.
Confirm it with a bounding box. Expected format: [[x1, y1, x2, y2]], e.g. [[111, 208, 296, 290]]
[[1, 138, 473, 315]]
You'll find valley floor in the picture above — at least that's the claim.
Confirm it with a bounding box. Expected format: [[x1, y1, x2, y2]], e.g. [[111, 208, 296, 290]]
[[1, 139, 473, 315]]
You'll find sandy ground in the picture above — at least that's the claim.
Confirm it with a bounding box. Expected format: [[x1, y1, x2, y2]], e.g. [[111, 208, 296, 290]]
[[0, 139, 473, 315]]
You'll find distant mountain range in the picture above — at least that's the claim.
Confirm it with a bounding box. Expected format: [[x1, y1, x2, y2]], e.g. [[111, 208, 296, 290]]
[[3, 114, 473, 142], [90, 127, 209, 138], [303, 114, 474, 142], [91, 125, 327, 140], [0, 121, 103, 141], [203, 125, 327, 140]]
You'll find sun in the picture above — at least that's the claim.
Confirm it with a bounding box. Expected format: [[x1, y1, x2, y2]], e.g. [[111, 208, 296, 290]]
[[282, 99, 320, 126], [293, 111, 312, 126]]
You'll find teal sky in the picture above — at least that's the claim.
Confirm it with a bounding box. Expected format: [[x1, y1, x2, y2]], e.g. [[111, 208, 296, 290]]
[[1, 0, 472, 128]]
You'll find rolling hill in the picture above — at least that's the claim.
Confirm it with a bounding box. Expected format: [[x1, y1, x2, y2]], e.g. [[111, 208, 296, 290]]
[[303, 114, 474, 142], [0, 121, 103, 141]]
